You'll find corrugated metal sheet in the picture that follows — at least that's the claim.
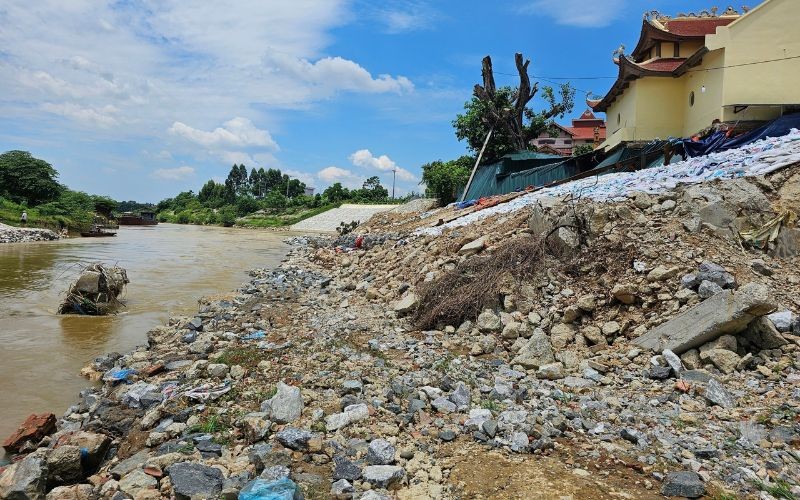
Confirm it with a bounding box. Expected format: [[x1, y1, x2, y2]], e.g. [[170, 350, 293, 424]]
[[462, 151, 583, 200]]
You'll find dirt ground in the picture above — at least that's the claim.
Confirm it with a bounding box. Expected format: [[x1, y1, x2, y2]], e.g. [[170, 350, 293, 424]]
[[444, 442, 663, 500]]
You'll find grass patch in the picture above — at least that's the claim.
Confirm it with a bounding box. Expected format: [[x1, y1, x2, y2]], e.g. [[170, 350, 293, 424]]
[[755, 479, 797, 500], [479, 400, 503, 411], [188, 414, 230, 434], [413, 235, 547, 330], [236, 203, 340, 228], [215, 347, 265, 369]]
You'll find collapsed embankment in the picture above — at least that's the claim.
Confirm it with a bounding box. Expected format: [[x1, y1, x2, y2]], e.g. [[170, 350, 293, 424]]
[[2, 146, 800, 499]]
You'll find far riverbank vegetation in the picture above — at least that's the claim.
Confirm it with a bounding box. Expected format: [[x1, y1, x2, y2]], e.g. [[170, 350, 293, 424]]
[[1, 150, 413, 231]]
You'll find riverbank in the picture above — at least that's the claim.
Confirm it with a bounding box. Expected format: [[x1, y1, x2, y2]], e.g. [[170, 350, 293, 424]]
[[0, 223, 60, 243], [2, 160, 799, 498]]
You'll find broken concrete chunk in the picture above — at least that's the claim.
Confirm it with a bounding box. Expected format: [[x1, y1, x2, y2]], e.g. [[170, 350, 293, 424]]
[[742, 316, 788, 350], [704, 379, 736, 408], [392, 293, 419, 315], [458, 236, 486, 256], [633, 283, 775, 354]]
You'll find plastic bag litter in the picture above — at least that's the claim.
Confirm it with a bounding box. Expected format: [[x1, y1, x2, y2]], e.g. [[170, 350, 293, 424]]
[[103, 368, 136, 383], [121, 382, 158, 408], [161, 381, 180, 400], [242, 331, 266, 340], [238, 477, 297, 500], [184, 382, 231, 401]]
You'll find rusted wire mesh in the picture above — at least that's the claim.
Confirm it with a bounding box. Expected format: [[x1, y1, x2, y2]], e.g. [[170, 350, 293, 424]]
[[58, 263, 129, 315]]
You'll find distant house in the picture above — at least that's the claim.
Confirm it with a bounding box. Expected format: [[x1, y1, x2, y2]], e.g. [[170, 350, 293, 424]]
[[590, 1, 800, 150], [530, 110, 607, 156], [304, 187, 315, 196]]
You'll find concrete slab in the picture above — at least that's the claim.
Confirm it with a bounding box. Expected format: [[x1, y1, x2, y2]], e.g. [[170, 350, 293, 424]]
[[633, 283, 775, 354]]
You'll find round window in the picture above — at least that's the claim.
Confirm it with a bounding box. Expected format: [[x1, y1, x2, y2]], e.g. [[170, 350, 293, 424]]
[[690, 91, 695, 107]]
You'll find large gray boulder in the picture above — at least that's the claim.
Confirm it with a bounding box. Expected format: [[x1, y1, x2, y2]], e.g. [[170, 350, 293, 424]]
[[167, 462, 224, 500], [0, 451, 48, 500], [263, 381, 303, 424], [634, 283, 775, 354], [510, 329, 555, 369]]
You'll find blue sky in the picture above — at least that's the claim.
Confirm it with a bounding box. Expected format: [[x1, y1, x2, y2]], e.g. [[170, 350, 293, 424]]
[[0, 0, 762, 202]]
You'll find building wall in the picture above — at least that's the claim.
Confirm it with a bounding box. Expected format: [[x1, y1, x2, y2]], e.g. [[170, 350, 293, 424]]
[[707, 0, 800, 109], [604, 80, 640, 147], [531, 129, 574, 151], [681, 48, 726, 135], [602, 77, 687, 149], [634, 78, 686, 138]]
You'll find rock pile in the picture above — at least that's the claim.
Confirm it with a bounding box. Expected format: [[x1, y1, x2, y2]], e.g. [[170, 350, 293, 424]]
[[2, 163, 799, 499], [0, 223, 60, 244]]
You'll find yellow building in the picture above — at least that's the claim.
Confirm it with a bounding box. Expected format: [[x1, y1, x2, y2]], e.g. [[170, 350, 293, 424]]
[[590, 1, 800, 150]]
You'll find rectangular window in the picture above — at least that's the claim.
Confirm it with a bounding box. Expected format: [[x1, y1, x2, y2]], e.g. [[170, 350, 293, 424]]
[[539, 139, 556, 144], [564, 139, 572, 144], [655, 44, 661, 58], [674, 42, 680, 57]]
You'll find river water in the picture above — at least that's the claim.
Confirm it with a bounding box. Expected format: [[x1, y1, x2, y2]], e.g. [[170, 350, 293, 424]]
[[0, 224, 289, 461]]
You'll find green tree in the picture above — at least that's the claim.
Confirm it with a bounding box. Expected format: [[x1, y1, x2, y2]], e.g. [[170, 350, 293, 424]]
[[421, 156, 473, 205], [91, 195, 118, 216], [0, 150, 64, 205], [358, 176, 389, 202], [453, 54, 575, 161], [573, 143, 595, 156], [218, 206, 236, 226], [323, 182, 350, 203], [264, 191, 287, 210], [235, 196, 260, 216]]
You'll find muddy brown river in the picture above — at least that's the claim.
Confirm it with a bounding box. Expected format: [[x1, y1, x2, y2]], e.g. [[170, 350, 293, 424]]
[[0, 224, 289, 462]]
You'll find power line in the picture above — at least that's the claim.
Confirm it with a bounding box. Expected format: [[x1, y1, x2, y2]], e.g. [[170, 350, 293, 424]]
[[687, 53, 800, 72]]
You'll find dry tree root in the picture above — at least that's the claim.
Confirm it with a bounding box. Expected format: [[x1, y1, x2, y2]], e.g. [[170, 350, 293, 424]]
[[413, 235, 549, 331]]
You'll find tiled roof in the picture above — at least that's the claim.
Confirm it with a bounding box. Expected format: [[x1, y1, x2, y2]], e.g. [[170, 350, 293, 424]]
[[568, 126, 607, 141], [664, 18, 734, 36], [639, 58, 686, 72]]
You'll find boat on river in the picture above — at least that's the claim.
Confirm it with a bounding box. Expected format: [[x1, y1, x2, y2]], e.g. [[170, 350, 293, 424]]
[[81, 226, 117, 237], [118, 211, 158, 226]]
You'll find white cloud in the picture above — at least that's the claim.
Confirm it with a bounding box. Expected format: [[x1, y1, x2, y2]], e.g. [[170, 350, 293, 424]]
[[348, 149, 417, 181], [317, 166, 365, 189], [262, 53, 413, 95], [373, 2, 440, 34], [40, 102, 119, 127], [0, 1, 413, 138], [169, 117, 278, 150], [519, 0, 625, 27], [151, 166, 195, 180]]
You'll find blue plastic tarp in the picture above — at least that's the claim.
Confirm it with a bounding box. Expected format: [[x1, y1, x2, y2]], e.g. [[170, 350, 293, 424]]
[[683, 113, 800, 157]]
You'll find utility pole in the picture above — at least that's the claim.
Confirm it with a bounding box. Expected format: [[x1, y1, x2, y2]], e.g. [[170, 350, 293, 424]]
[[286, 178, 290, 198], [391, 167, 397, 199]]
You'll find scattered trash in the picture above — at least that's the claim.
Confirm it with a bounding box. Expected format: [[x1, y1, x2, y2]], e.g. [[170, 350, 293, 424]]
[[121, 382, 158, 408], [102, 368, 136, 384], [58, 263, 129, 315], [739, 210, 796, 250], [238, 477, 297, 500], [241, 331, 266, 340], [184, 382, 231, 401]]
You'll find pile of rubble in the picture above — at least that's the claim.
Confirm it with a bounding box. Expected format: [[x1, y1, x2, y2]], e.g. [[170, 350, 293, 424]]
[[1, 161, 799, 499], [0, 223, 60, 244]]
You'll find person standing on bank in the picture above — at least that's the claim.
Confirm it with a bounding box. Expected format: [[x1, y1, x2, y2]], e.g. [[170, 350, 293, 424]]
[[20, 211, 27, 225]]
